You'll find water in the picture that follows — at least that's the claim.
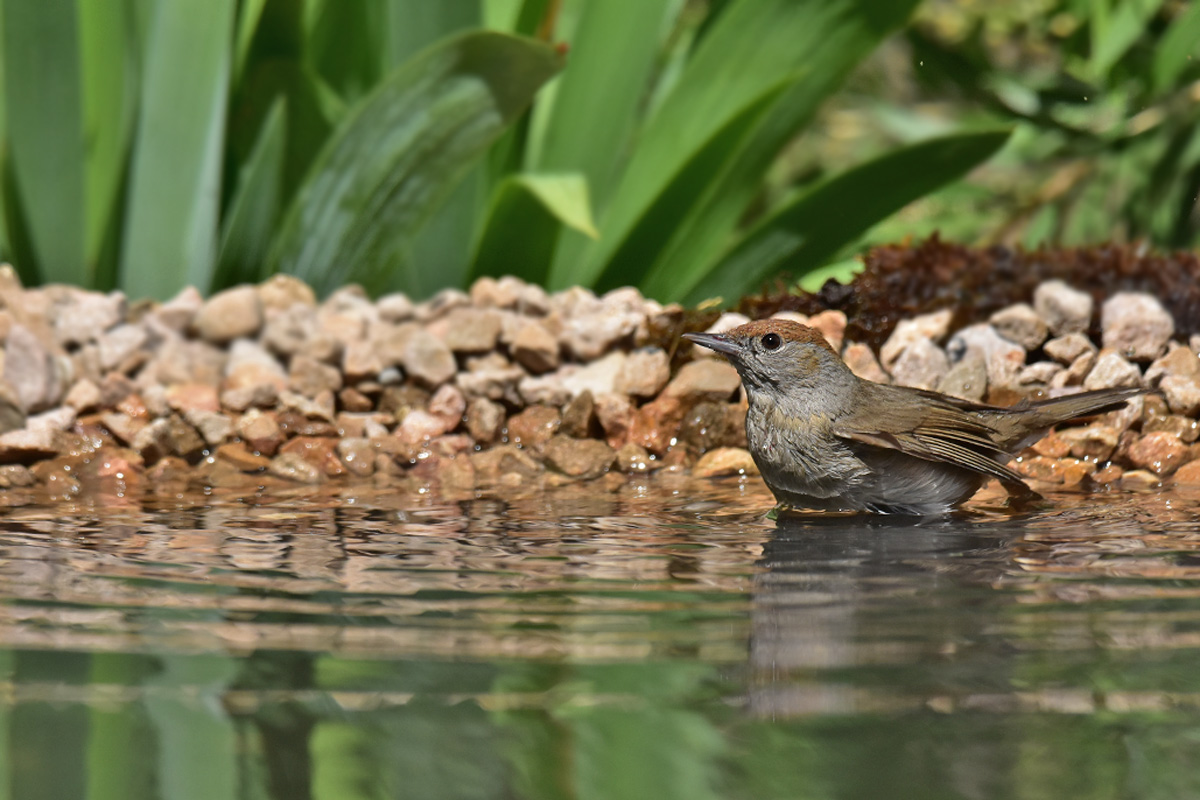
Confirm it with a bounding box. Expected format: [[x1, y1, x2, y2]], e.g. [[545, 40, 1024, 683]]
[[2, 476, 1200, 799]]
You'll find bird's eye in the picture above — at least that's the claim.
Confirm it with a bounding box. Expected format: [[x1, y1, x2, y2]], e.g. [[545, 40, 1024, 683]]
[[761, 333, 782, 351]]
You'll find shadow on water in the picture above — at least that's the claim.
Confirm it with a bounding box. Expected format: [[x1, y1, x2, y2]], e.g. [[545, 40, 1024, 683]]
[[1, 480, 1200, 798]]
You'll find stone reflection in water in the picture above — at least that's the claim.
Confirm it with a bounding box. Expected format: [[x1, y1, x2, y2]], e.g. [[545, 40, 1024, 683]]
[[0, 481, 768, 662]]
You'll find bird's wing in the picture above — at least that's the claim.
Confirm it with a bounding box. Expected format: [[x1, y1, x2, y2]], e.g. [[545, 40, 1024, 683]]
[[833, 388, 1029, 487]]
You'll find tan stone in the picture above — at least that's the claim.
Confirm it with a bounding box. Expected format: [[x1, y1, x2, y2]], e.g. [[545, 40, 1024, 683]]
[[693, 447, 760, 478]]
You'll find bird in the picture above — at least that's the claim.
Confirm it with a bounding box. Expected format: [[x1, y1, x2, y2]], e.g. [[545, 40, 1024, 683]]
[[683, 319, 1140, 515]]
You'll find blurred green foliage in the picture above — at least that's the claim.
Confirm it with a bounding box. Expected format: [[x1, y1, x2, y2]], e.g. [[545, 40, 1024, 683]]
[[868, 0, 1200, 253], [3, 0, 1190, 305]]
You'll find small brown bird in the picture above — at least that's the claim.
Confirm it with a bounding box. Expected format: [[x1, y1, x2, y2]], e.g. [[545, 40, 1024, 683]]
[[684, 320, 1139, 515]]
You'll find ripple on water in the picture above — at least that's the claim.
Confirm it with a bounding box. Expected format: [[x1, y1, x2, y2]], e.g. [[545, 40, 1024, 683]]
[[3, 479, 1200, 796]]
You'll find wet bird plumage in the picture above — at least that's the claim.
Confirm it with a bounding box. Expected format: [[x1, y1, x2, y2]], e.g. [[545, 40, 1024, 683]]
[[684, 319, 1139, 515]]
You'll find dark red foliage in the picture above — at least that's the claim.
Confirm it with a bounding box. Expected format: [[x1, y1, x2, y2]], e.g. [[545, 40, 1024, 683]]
[[736, 235, 1200, 350]]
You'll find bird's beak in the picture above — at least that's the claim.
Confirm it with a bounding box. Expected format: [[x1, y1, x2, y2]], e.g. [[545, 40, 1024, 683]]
[[682, 331, 740, 356]]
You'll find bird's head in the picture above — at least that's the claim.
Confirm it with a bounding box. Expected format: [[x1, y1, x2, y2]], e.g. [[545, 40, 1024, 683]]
[[683, 320, 853, 395]]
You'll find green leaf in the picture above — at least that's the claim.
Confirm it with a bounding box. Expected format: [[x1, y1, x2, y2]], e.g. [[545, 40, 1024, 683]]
[[378, 1, 485, 297], [1088, 0, 1166, 82], [534, 0, 675, 207], [120, 0, 237, 298], [579, 0, 920, 295], [797, 257, 862, 293], [215, 98, 288, 290], [380, 1, 481, 70], [233, 0, 268, 83], [2, 0, 87, 284], [684, 128, 1013, 305], [1153, 0, 1200, 93], [80, 0, 139, 284], [269, 30, 563, 297], [468, 172, 597, 285]]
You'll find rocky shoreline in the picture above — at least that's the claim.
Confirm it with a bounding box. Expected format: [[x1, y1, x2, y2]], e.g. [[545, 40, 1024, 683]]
[[0, 265, 1195, 502]]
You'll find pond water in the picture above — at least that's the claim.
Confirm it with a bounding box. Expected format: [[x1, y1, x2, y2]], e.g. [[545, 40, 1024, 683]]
[[2, 475, 1200, 800]]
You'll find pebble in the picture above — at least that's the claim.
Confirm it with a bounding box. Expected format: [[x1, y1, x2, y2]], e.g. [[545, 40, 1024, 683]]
[[506, 405, 561, 450], [1144, 342, 1199, 387], [268, 451, 324, 483], [1056, 424, 1120, 461], [560, 351, 628, 398], [510, 321, 560, 374], [236, 409, 284, 456], [465, 398, 506, 444], [5, 323, 68, 413], [946, 324, 1025, 392], [663, 360, 741, 403], [1043, 333, 1096, 365], [1017, 361, 1062, 386], [1034, 280, 1092, 336], [257, 274, 316, 312], [54, 289, 125, 348], [615, 348, 671, 399], [937, 355, 987, 402], [193, 285, 264, 344], [614, 442, 654, 473], [438, 307, 502, 353], [889, 337, 949, 391], [402, 329, 457, 388], [842, 342, 890, 384], [1173, 460, 1200, 485], [1101, 292, 1174, 361], [990, 303, 1048, 350], [594, 392, 635, 449], [1082, 350, 1142, 390], [880, 309, 953, 369], [98, 324, 150, 373], [543, 435, 614, 479], [693, 447, 759, 478], [561, 391, 597, 438], [290, 355, 343, 398], [64, 379, 103, 414], [1161, 375, 1200, 417], [470, 444, 543, 483], [1127, 432, 1190, 476], [807, 310, 847, 353]]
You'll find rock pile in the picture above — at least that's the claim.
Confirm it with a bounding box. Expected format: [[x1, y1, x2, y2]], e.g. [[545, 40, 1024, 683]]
[[0, 265, 1195, 500]]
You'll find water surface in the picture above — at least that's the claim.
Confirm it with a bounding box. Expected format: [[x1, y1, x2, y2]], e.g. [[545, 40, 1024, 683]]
[[2, 476, 1199, 799]]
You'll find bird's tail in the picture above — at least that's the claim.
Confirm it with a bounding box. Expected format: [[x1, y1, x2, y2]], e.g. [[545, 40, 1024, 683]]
[[988, 386, 1142, 449]]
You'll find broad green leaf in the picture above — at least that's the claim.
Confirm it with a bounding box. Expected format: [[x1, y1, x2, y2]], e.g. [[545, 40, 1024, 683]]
[[233, 0, 268, 82], [587, 83, 787, 294], [798, 257, 861, 293], [80, 0, 138, 283], [535, 0, 677, 288], [2, 0, 87, 284], [535, 0, 675, 207], [684, 128, 1013, 305], [380, 1, 481, 70], [577, 0, 920, 294], [269, 31, 563, 297], [1088, 0, 1166, 82], [307, 1, 382, 104], [378, 1, 484, 297], [1153, 0, 1200, 93], [121, 0, 237, 299], [216, 98, 287, 289], [468, 172, 597, 285]]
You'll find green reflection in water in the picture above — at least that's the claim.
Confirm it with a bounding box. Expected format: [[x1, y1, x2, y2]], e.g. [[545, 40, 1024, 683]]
[[0, 486, 1198, 798]]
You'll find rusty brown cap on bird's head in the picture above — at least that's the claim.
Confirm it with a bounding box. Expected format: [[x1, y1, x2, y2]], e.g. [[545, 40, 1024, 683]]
[[723, 320, 839, 356]]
